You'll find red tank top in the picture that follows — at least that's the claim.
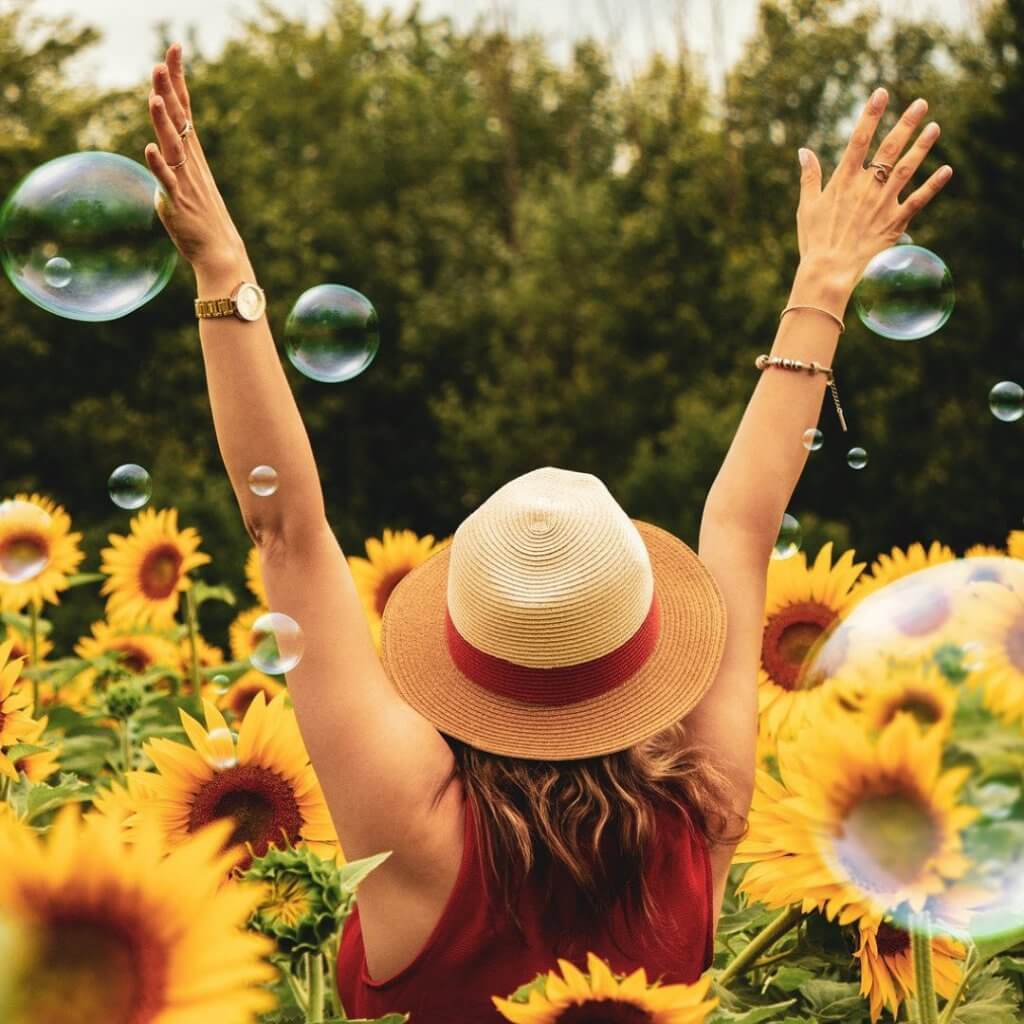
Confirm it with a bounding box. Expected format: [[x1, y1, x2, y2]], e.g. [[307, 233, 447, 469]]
[[337, 794, 714, 1022]]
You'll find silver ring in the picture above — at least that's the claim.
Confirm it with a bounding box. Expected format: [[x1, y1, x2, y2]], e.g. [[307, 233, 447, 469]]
[[168, 153, 188, 170], [869, 161, 893, 184], [178, 119, 193, 140]]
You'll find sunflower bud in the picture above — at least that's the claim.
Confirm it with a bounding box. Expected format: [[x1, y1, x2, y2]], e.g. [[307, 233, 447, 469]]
[[103, 679, 144, 720]]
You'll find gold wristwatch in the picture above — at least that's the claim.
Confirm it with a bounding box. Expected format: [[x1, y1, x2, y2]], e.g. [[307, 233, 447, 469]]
[[194, 281, 267, 322]]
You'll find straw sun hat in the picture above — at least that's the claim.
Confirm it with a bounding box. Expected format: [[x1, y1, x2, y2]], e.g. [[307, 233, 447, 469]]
[[381, 467, 727, 760]]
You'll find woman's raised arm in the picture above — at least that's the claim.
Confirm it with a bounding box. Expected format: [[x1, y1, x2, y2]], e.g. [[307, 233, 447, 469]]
[[688, 88, 953, 909], [143, 45, 458, 870]]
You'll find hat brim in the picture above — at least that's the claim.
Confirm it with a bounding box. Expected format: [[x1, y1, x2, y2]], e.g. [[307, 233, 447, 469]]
[[380, 520, 727, 760]]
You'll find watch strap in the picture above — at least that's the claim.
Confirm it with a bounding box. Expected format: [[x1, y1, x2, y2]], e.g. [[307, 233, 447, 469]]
[[195, 296, 236, 318]]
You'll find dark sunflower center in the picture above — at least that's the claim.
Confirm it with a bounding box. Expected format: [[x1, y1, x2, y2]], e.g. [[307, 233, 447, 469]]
[[374, 568, 411, 617], [876, 921, 911, 958], [0, 532, 49, 583], [892, 586, 951, 637], [762, 601, 838, 691], [187, 764, 304, 866], [229, 683, 264, 717], [1005, 616, 1024, 673], [18, 909, 166, 1024], [879, 692, 943, 727], [114, 643, 151, 674], [554, 1000, 654, 1024], [833, 789, 939, 893], [138, 544, 184, 600]]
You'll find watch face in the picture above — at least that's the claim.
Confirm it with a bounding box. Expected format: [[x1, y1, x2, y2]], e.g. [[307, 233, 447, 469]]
[[235, 283, 266, 321]]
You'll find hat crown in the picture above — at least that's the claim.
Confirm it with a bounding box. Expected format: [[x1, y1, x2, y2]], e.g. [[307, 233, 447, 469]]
[[447, 467, 654, 667]]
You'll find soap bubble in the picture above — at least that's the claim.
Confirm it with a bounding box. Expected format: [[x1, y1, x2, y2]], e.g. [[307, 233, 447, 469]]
[[798, 557, 1024, 948], [896, 232, 913, 245], [284, 284, 379, 383], [847, 447, 868, 470], [250, 612, 304, 675], [989, 381, 1024, 423], [0, 152, 177, 321], [211, 673, 230, 693], [0, 500, 52, 583], [43, 256, 72, 288], [772, 513, 801, 560], [853, 244, 954, 341], [802, 428, 823, 451], [247, 465, 278, 497], [205, 727, 238, 771], [108, 463, 152, 510]]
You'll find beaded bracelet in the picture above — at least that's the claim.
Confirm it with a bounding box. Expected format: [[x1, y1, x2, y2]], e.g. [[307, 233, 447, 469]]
[[754, 353, 848, 432]]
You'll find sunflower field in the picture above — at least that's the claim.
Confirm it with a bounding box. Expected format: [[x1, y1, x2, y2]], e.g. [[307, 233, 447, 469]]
[[0, 490, 1023, 1023]]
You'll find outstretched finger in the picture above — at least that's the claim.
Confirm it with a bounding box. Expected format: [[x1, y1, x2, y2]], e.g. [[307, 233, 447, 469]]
[[144, 142, 178, 202], [153, 62, 189, 137], [898, 164, 953, 228], [166, 42, 193, 120], [149, 93, 187, 170], [836, 87, 889, 179]]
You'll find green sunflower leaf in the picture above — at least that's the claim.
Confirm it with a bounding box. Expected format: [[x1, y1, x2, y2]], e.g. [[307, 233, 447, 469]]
[[950, 960, 1021, 1024], [1, 610, 53, 635], [190, 581, 237, 608], [3, 743, 48, 761], [9, 770, 91, 823], [708, 1000, 796, 1023]]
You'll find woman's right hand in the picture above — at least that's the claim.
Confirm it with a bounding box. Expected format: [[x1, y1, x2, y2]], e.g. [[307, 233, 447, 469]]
[[795, 88, 953, 292], [144, 43, 249, 275]]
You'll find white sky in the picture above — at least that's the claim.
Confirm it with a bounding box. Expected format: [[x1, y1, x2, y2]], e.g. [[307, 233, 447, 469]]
[[31, 0, 977, 89]]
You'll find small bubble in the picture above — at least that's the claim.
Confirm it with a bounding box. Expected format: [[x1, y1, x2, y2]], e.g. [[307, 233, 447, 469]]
[[989, 381, 1024, 422], [896, 232, 913, 245], [211, 673, 230, 694], [772, 513, 802, 560], [248, 465, 279, 497], [205, 726, 238, 770], [43, 256, 72, 288], [250, 611, 304, 674], [0, 499, 52, 583], [853, 245, 954, 341], [847, 447, 868, 470], [108, 463, 152, 509], [802, 428, 823, 451], [284, 284, 379, 383]]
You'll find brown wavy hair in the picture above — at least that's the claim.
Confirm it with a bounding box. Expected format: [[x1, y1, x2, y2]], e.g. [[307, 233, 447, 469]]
[[430, 720, 746, 954]]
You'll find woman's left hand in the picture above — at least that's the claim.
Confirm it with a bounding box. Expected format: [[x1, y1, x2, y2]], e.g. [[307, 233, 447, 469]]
[[145, 43, 248, 275]]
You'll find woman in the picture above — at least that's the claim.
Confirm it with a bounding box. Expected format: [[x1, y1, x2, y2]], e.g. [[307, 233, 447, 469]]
[[144, 44, 951, 1021]]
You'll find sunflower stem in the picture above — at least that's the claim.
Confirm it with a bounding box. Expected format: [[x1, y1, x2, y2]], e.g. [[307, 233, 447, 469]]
[[29, 598, 40, 715], [325, 933, 342, 1019], [937, 945, 980, 1024], [119, 719, 133, 780], [718, 904, 803, 988], [183, 586, 202, 719], [910, 911, 939, 1024], [306, 952, 325, 1023], [285, 963, 309, 1014]]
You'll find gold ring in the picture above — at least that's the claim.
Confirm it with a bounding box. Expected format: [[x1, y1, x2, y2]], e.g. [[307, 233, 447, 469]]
[[178, 120, 193, 140], [168, 154, 188, 170], [869, 161, 893, 184]]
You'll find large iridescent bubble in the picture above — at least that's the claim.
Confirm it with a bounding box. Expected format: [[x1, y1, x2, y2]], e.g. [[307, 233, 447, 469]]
[[800, 557, 1024, 952], [853, 244, 954, 341], [284, 284, 379, 383], [0, 152, 177, 321]]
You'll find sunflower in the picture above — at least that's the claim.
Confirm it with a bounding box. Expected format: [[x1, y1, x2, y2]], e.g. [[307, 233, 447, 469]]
[[758, 543, 865, 738], [208, 670, 286, 720], [72, 620, 181, 708], [493, 952, 716, 1024], [835, 660, 958, 737], [245, 546, 267, 606], [0, 495, 84, 612], [964, 544, 1002, 559], [0, 641, 38, 780], [1008, 530, 1024, 560], [348, 528, 450, 649], [849, 541, 956, 608], [0, 805, 276, 1024], [100, 507, 211, 628], [230, 605, 268, 662], [0, 622, 53, 664], [960, 582, 1024, 724], [856, 919, 963, 1022], [734, 714, 977, 927], [10, 715, 60, 783], [133, 692, 340, 868]]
